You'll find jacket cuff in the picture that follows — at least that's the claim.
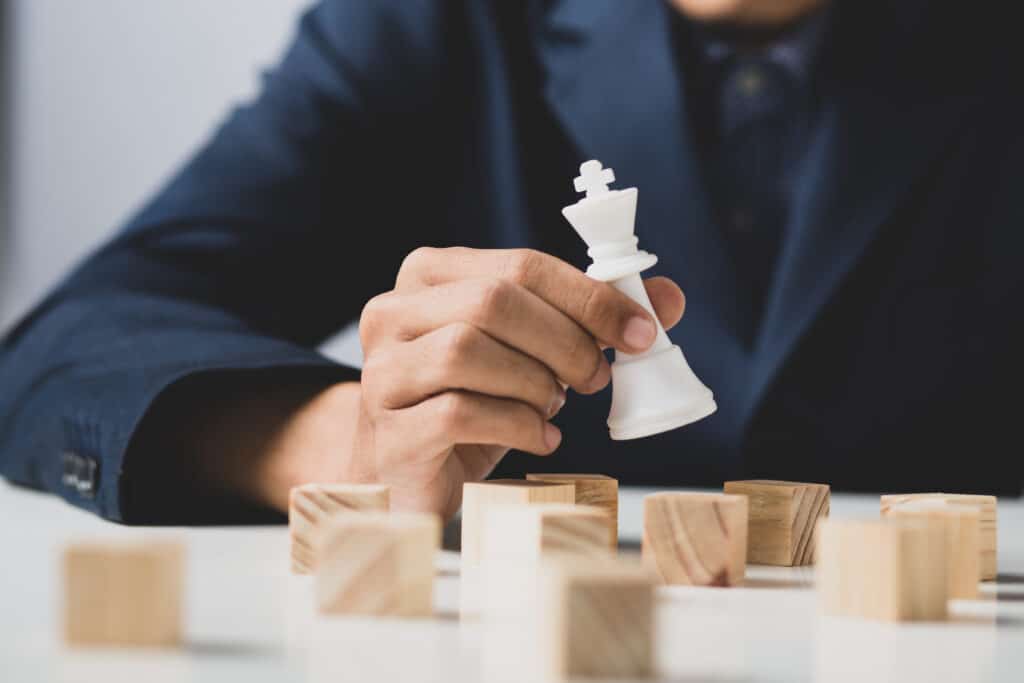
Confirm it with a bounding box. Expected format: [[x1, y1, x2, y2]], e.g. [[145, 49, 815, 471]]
[[53, 350, 356, 524]]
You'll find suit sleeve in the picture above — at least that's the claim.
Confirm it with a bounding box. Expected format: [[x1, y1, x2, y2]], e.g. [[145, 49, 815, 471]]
[[0, 1, 453, 523]]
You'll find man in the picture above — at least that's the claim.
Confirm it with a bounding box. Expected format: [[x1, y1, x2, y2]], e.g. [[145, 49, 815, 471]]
[[0, 0, 1020, 524]]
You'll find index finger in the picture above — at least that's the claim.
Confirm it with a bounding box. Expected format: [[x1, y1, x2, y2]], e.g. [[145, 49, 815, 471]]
[[396, 247, 658, 353]]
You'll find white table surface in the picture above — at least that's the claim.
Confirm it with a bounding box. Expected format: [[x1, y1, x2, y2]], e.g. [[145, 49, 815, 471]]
[[1, 480, 1022, 682]]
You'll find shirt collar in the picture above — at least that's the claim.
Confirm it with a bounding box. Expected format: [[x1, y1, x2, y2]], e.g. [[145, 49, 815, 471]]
[[696, 8, 829, 85]]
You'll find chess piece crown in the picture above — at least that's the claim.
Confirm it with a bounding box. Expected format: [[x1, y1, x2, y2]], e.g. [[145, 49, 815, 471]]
[[562, 160, 716, 440]]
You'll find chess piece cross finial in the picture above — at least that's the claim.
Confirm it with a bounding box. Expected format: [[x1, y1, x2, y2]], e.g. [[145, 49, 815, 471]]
[[573, 160, 616, 198]]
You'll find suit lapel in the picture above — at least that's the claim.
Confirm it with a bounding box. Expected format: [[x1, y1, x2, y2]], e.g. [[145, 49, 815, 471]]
[[745, 66, 974, 424]]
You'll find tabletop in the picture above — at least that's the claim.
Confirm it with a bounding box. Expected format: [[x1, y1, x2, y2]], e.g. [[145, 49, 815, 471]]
[[1, 480, 1022, 682]]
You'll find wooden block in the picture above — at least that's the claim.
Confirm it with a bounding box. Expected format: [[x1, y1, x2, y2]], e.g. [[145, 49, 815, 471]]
[[481, 556, 653, 682], [63, 540, 184, 647], [289, 483, 390, 574], [538, 557, 655, 681], [316, 511, 440, 617], [816, 518, 948, 621], [526, 473, 619, 547], [482, 503, 612, 565], [641, 492, 748, 586], [477, 504, 613, 625], [881, 493, 997, 580], [723, 479, 830, 566], [461, 479, 575, 569], [883, 500, 981, 599]]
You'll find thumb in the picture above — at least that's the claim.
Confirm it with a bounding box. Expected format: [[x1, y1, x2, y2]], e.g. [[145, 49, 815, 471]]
[[644, 276, 686, 332]]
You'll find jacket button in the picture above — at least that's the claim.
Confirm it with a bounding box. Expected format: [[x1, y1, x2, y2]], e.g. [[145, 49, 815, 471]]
[[61, 451, 98, 499]]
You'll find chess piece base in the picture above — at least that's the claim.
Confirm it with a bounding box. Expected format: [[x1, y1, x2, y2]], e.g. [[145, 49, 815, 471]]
[[607, 345, 717, 440]]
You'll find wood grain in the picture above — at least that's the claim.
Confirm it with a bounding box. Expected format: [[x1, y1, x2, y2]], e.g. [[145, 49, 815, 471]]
[[460, 480, 575, 570], [526, 474, 619, 547], [724, 480, 830, 566], [289, 483, 390, 574], [316, 511, 440, 617], [817, 518, 948, 622], [554, 559, 654, 680], [482, 503, 612, 565], [63, 540, 184, 647], [881, 493, 997, 580], [481, 556, 654, 682], [641, 492, 748, 586], [883, 500, 981, 599]]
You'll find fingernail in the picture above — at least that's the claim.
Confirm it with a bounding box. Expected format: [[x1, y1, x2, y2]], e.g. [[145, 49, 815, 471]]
[[544, 423, 562, 451], [548, 389, 567, 418], [623, 315, 657, 350]]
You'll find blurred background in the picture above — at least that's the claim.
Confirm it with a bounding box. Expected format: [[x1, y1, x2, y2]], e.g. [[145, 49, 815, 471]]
[[0, 0, 359, 362]]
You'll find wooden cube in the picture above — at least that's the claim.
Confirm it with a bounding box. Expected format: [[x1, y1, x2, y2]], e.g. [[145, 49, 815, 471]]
[[526, 473, 619, 547], [642, 492, 748, 586], [883, 500, 981, 599], [538, 557, 655, 680], [316, 511, 440, 617], [289, 483, 390, 574], [881, 493, 997, 580], [478, 504, 613, 625], [461, 480, 575, 569], [724, 479, 830, 566], [482, 503, 613, 565], [816, 518, 948, 621], [63, 540, 184, 647], [481, 556, 654, 682]]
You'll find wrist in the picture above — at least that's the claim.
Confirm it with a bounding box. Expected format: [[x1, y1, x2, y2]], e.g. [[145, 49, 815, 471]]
[[207, 380, 365, 512]]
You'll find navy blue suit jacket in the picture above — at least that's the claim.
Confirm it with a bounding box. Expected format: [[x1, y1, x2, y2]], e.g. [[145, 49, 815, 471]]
[[1, 1, 1021, 523]]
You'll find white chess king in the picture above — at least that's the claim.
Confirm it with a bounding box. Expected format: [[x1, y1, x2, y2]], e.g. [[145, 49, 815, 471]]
[[562, 160, 717, 440]]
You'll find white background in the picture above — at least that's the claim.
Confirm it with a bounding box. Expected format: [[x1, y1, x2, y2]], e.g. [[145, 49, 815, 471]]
[[0, 0, 362, 364]]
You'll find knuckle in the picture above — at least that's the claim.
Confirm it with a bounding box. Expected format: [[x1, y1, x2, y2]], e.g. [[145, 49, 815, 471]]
[[444, 321, 479, 360], [399, 246, 436, 276], [436, 392, 471, 433], [358, 293, 392, 348], [577, 283, 618, 332], [471, 278, 515, 325], [503, 249, 544, 287], [566, 331, 603, 382], [439, 323, 478, 369]]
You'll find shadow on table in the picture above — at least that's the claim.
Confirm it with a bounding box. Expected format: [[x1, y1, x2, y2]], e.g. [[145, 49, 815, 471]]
[[996, 573, 1024, 584], [185, 640, 282, 659], [742, 575, 813, 589], [443, 519, 461, 552]]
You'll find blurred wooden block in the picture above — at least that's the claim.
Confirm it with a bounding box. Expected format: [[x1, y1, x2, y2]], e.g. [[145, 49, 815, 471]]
[[526, 474, 618, 547], [482, 503, 612, 565], [316, 511, 440, 617], [641, 492, 748, 586], [883, 500, 981, 599], [724, 479, 830, 566], [461, 479, 575, 569], [538, 557, 655, 681], [477, 504, 614, 626], [481, 556, 654, 682], [816, 518, 949, 621], [289, 483, 390, 574], [63, 540, 184, 647], [881, 493, 997, 580]]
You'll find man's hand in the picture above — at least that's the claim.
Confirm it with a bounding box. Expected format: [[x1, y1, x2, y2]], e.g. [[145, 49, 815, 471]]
[[192, 248, 685, 520], [346, 247, 685, 518]]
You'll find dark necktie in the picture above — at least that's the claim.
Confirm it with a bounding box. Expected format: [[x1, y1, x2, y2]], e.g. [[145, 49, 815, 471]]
[[711, 56, 804, 339]]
